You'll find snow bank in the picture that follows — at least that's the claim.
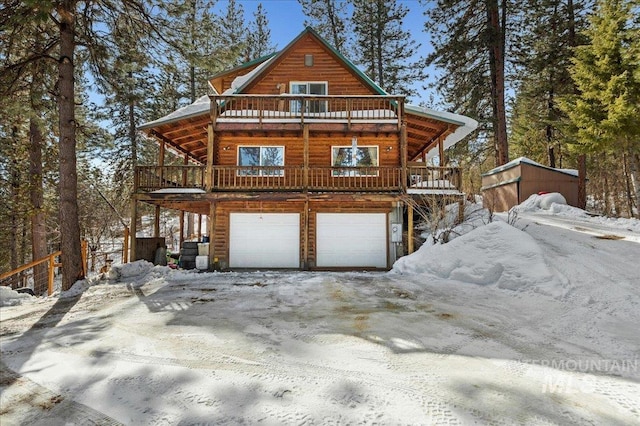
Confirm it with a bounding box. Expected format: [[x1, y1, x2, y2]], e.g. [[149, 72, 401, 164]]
[[515, 193, 568, 212], [106, 260, 155, 281], [0, 285, 34, 307], [394, 221, 566, 297]]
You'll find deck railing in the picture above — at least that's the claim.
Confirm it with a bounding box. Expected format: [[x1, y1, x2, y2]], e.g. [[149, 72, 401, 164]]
[[308, 166, 403, 191], [134, 165, 461, 193], [135, 165, 206, 192], [212, 94, 403, 127], [407, 166, 462, 191], [213, 166, 305, 190]]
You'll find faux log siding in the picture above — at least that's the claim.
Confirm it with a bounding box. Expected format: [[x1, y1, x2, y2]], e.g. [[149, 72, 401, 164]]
[[212, 201, 306, 268], [214, 134, 400, 167], [246, 34, 377, 96]]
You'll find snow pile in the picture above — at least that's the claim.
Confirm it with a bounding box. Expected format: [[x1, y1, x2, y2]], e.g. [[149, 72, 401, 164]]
[[394, 221, 566, 297], [0, 286, 33, 307], [515, 193, 568, 212], [106, 260, 155, 281]]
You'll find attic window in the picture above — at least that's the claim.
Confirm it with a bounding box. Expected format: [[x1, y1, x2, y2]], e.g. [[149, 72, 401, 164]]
[[304, 54, 314, 66]]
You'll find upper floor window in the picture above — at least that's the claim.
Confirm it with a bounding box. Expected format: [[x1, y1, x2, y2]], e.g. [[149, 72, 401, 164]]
[[290, 82, 327, 113], [332, 146, 378, 176], [238, 146, 284, 176]]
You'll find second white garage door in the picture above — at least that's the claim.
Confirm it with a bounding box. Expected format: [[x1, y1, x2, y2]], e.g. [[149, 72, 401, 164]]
[[229, 213, 300, 268], [316, 213, 387, 268]]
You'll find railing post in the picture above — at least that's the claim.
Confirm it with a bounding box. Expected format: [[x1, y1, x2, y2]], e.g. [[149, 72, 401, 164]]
[[123, 226, 129, 263], [48, 253, 55, 296], [81, 239, 88, 277]]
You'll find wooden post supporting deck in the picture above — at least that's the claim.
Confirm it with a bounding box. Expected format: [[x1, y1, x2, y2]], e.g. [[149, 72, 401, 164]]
[[123, 227, 129, 263], [208, 201, 216, 270], [400, 122, 408, 192], [407, 203, 414, 255], [303, 125, 309, 191], [154, 206, 160, 238], [303, 199, 309, 269], [130, 198, 138, 262]]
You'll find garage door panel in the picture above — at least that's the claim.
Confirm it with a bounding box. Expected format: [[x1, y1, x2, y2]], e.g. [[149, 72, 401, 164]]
[[230, 213, 300, 268], [316, 213, 387, 268]]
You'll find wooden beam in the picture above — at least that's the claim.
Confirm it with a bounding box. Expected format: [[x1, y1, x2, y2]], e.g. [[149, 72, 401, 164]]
[[206, 123, 214, 190], [303, 124, 309, 191], [179, 211, 185, 247], [130, 198, 138, 261], [438, 136, 445, 166], [154, 205, 160, 238], [400, 121, 408, 192], [407, 203, 414, 255], [303, 199, 309, 270], [208, 201, 216, 270]]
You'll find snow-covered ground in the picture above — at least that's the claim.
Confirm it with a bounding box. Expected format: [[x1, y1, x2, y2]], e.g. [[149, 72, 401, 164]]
[[1, 196, 639, 425]]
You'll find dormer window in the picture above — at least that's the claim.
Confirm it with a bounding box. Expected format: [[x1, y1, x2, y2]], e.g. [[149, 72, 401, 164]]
[[290, 82, 327, 113]]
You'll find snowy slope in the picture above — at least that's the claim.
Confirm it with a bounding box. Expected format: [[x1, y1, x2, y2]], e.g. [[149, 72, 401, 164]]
[[1, 202, 639, 424]]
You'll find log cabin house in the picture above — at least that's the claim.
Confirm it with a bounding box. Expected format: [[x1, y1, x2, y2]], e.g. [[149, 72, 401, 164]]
[[133, 27, 477, 270]]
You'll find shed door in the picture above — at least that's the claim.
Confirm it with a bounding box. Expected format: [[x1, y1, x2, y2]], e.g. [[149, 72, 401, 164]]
[[316, 213, 387, 268], [229, 213, 300, 268]]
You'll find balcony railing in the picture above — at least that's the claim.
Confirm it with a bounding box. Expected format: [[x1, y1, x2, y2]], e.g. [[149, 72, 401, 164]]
[[212, 94, 403, 128], [134, 165, 461, 193], [135, 165, 205, 192]]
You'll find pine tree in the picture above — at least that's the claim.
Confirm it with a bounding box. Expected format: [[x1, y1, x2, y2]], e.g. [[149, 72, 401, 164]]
[[425, 0, 509, 166], [510, 0, 592, 168], [245, 3, 277, 60], [351, 0, 426, 98], [298, 0, 349, 54]]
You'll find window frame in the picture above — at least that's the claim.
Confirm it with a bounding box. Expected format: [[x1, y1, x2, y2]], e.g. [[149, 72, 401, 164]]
[[237, 145, 286, 176], [331, 145, 379, 177], [289, 81, 328, 114]]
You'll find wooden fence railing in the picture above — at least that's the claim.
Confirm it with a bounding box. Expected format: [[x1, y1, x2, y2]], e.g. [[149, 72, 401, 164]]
[[0, 251, 61, 296]]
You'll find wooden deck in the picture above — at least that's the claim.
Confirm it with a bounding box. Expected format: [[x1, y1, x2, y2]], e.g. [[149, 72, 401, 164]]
[[212, 94, 403, 130], [134, 165, 460, 193]]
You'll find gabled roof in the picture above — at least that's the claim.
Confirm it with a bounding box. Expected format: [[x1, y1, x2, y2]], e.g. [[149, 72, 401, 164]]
[[228, 26, 388, 96]]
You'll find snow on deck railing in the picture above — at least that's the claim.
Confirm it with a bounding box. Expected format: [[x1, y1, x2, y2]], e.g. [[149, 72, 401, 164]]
[[211, 94, 403, 128]]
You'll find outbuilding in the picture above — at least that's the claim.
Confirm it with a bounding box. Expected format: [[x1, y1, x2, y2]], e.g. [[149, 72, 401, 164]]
[[481, 157, 580, 212]]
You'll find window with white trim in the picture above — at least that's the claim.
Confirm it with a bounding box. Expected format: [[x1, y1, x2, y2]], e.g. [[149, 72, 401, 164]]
[[237, 146, 285, 176], [290, 81, 327, 113], [331, 146, 378, 176]]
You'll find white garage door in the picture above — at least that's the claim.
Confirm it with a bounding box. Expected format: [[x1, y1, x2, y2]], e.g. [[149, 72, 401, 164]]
[[230, 213, 300, 268], [316, 213, 387, 268]]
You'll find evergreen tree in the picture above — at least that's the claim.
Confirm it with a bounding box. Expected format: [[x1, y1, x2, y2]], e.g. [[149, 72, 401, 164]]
[[298, 0, 349, 53], [510, 0, 592, 168], [220, 0, 249, 66], [351, 0, 426, 98], [424, 0, 509, 166], [559, 0, 640, 217], [245, 3, 277, 60]]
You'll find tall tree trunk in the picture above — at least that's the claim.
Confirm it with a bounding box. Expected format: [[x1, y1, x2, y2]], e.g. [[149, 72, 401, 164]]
[[57, 0, 84, 290], [622, 153, 634, 218], [630, 152, 640, 218], [486, 0, 508, 166], [566, 0, 587, 208], [30, 85, 48, 291], [10, 127, 20, 281]]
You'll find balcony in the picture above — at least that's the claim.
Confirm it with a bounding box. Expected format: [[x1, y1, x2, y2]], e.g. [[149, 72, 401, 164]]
[[134, 165, 461, 194], [212, 94, 404, 131]]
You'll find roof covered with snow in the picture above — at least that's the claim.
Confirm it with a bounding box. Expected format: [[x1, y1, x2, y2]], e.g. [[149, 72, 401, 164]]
[[482, 156, 579, 178]]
